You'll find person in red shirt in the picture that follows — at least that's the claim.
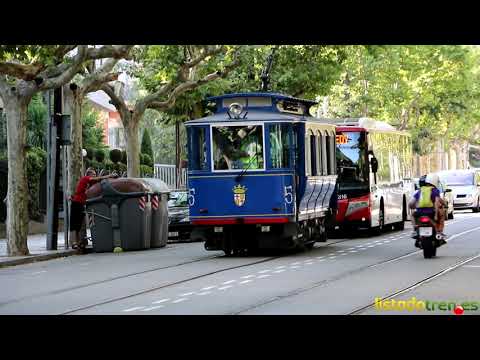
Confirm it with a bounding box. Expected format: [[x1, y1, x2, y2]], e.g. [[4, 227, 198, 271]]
[[70, 168, 117, 250]]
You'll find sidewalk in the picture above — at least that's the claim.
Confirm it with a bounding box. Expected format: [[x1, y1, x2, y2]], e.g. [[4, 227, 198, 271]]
[[0, 232, 84, 268]]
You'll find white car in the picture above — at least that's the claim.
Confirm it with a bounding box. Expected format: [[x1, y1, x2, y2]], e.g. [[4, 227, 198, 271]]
[[438, 170, 480, 212]]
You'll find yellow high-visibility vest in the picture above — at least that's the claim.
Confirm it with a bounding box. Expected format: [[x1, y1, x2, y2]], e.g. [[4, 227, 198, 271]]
[[418, 186, 434, 208]]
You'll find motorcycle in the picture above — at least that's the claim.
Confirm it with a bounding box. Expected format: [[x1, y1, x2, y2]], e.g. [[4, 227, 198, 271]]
[[414, 214, 444, 259]]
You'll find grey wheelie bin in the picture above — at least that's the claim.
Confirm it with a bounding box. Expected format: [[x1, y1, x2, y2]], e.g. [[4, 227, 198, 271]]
[[137, 178, 170, 248], [86, 178, 152, 253]]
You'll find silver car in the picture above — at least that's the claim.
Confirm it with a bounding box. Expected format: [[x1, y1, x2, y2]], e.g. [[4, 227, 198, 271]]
[[438, 170, 480, 212]]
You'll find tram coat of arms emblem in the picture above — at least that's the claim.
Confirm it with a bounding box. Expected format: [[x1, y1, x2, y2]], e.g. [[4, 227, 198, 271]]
[[233, 184, 247, 207]]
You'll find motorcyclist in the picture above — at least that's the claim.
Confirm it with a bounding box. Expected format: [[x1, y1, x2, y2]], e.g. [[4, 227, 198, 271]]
[[409, 173, 447, 245]]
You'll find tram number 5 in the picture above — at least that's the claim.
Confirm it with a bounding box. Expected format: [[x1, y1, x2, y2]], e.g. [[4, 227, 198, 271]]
[[188, 188, 196, 207], [284, 186, 293, 204]]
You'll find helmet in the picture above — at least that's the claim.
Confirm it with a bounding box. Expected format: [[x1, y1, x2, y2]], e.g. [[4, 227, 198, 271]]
[[419, 175, 427, 187], [425, 173, 440, 188]]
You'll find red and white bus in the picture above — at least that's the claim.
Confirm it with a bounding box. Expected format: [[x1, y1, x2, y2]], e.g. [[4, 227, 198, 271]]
[[333, 118, 413, 233]]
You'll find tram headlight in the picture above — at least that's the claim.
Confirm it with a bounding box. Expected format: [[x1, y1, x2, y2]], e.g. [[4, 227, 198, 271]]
[[229, 103, 243, 118]]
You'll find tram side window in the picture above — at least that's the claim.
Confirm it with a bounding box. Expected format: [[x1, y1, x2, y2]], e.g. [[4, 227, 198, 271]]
[[316, 131, 322, 175], [326, 133, 336, 175], [310, 132, 317, 175], [321, 131, 328, 175], [305, 133, 311, 176], [188, 126, 208, 171], [269, 123, 291, 169]]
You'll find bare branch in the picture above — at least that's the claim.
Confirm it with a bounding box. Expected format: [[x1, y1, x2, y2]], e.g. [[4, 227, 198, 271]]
[[0, 75, 8, 97], [0, 61, 44, 81], [39, 46, 88, 90], [147, 49, 242, 112], [185, 45, 224, 68], [86, 45, 134, 61], [54, 45, 77, 59], [101, 83, 129, 116], [81, 58, 120, 95], [38, 45, 133, 86]]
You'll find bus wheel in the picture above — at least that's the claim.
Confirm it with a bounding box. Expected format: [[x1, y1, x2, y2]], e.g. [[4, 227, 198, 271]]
[[393, 221, 404, 231], [370, 206, 385, 236]]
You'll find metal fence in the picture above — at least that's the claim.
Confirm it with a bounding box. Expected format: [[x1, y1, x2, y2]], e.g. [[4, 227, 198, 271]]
[[154, 164, 187, 190]]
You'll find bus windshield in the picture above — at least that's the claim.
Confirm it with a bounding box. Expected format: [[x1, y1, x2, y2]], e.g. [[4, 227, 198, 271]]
[[336, 131, 368, 187], [212, 125, 264, 171]]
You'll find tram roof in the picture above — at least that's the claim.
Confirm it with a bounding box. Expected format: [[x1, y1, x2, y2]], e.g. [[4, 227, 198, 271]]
[[204, 92, 318, 115], [185, 110, 337, 126], [206, 92, 318, 106]]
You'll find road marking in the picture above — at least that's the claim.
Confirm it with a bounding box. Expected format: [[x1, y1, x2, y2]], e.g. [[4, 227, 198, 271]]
[[201, 286, 217, 290], [349, 250, 358, 253], [241, 275, 255, 279], [340, 253, 348, 256], [290, 266, 300, 269], [464, 265, 480, 268], [275, 266, 286, 269], [257, 274, 271, 278], [317, 259, 325, 262], [258, 269, 272, 273], [172, 298, 188, 303], [222, 280, 236, 285], [123, 306, 145, 312], [180, 292, 195, 297], [328, 256, 337, 259], [356, 245, 365, 248], [141, 305, 164, 312], [273, 269, 286, 273], [31, 271, 47, 275], [316, 256, 325, 259], [367, 245, 375, 247], [357, 248, 367, 251], [290, 262, 301, 265], [304, 262, 314, 265], [336, 250, 346, 253], [152, 298, 170, 304], [218, 285, 233, 290], [240, 280, 253, 284], [384, 240, 391, 243], [196, 291, 212, 296], [371, 225, 480, 268]]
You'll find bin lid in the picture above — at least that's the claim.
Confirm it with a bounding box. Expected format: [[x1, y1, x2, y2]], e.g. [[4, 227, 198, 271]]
[[86, 178, 150, 199], [134, 178, 170, 194]]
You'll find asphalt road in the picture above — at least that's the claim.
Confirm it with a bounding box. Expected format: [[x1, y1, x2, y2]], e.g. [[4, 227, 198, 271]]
[[1, 211, 479, 315]]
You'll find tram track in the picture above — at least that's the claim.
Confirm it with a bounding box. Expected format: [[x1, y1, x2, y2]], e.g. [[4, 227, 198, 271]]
[[231, 221, 480, 315], [2, 217, 472, 314], [0, 237, 354, 312], [59, 237, 360, 314], [348, 251, 480, 315]]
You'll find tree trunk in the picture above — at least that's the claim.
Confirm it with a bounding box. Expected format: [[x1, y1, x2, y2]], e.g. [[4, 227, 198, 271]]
[[125, 116, 141, 177], [64, 88, 84, 199], [4, 94, 31, 256]]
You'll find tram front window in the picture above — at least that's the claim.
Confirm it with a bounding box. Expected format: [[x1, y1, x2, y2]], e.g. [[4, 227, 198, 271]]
[[212, 125, 264, 170], [336, 131, 368, 187]]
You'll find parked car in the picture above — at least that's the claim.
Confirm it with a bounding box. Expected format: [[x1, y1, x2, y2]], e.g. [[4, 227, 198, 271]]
[[438, 169, 480, 212], [168, 191, 192, 241], [413, 175, 454, 220]]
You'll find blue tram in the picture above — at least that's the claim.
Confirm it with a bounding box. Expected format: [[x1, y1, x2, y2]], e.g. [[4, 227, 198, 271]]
[[185, 92, 338, 255]]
